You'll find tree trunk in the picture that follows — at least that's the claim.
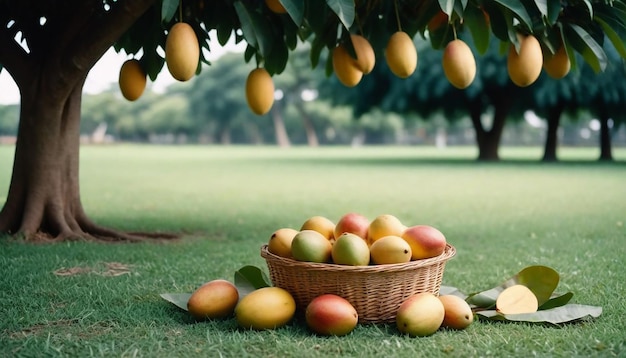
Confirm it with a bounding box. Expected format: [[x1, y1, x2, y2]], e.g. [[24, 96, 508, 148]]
[[542, 104, 564, 162], [598, 114, 613, 161], [294, 102, 319, 147], [270, 105, 291, 148], [468, 97, 510, 161], [0, 0, 175, 241]]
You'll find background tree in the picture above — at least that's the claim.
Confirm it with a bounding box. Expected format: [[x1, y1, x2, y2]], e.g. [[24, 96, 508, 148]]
[[1, 0, 625, 240], [327, 37, 535, 160]]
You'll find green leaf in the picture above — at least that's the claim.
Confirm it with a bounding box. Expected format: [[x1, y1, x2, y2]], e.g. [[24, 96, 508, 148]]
[[439, 285, 467, 299], [438, 0, 454, 16], [465, 287, 499, 309], [545, 0, 561, 25], [483, 2, 512, 42], [161, 0, 179, 22], [594, 7, 626, 59], [491, 0, 532, 30], [539, 292, 574, 310], [534, 0, 548, 19], [160, 293, 191, 311], [514, 265, 559, 306], [234, 265, 271, 298], [281, 0, 305, 26], [475, 304, 602, 325], [465, 265, 560, 308], [326, 0, 355, 30], [234, 1, 274, 58], [564, 23, 607, 73], [464, 4, 491, 54]]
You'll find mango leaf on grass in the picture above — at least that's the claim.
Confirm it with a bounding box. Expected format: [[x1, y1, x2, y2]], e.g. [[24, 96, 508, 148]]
[[465, 265, 560, 309], [476, 304, 602, 325], [234, 265, 271, 298], [160, 293, 191, 312]]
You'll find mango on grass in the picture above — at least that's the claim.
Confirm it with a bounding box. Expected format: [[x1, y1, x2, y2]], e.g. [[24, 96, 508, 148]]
[[396, 292, 445, 337], [439, 295, 473, 330], [187, 279, 239, 320], [305, 294, 358, 336], [235, 287, 296, 330]]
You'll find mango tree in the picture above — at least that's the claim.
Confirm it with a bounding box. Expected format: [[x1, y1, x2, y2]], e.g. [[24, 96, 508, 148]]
[[1, 0, 625, 241]]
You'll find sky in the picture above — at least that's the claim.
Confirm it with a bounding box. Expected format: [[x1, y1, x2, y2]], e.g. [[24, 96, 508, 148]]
[[0, 32, 245, 105]]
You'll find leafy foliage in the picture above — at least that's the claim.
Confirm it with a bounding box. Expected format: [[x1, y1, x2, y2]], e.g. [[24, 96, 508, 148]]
[[105, 0, 626, 80]]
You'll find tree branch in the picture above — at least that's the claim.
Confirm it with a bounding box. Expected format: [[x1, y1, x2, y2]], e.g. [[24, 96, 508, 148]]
[[0, 14, 34, 88], [65, 0, 157, 78]]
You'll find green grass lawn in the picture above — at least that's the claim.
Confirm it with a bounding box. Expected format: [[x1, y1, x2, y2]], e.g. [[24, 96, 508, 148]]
[[1, 145, 625, 357]]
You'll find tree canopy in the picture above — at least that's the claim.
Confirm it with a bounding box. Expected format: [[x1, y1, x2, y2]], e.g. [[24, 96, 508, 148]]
[[108, 0, 626, 82]]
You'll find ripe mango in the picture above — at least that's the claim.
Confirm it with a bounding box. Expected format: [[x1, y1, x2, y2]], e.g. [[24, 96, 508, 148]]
[[187, 279, 239, 320], [305, 294, 358, 336], [439, 295, 473, 330], [442, 39, 476, 89], [118, 59, 146, 101], [332, 232, 370, 266], [268, 228, 298, 258], [507, 34, 543, 87], [235, 287, 296, 330], [291, 230, 332, 263], [369, 235, 412, 264], [367, 214, 406, 245], [543, 45, 570, 79], [300, 215, 335, 242], [265, 0, 286, 14], [385, 31, 417, 78], [401, 225, 447, 260], [350, 34, 376, 74], [333, 212, 370, 242], [396, 292, 445, 337], [332, 45, 363, 87], [165, 22, 200, 82], [245, 68, 275, 115]]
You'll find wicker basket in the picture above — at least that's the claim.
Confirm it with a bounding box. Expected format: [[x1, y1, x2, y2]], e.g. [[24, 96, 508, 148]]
[[260, 243, 456, 323]]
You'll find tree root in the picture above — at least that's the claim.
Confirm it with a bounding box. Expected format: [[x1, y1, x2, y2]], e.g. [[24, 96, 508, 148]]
[[20, 229, 180, 243]]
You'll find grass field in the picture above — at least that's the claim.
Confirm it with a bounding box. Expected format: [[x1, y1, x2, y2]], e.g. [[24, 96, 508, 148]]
[[1, 144, 625, 357]]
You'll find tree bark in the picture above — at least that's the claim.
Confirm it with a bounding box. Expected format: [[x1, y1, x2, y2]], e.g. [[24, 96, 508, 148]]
[[294, 102, 319, 147], [598, 114, 613, 161], [0, 0, 176, 241], [468, 96, 511, 161], [270, 104, 291, 148], [542, 103, 564, 162]]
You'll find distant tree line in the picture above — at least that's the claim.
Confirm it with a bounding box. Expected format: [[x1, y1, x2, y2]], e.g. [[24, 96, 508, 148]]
[[1, 46, 624, 160]]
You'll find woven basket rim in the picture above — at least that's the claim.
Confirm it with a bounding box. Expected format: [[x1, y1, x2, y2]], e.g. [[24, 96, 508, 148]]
[[260, 243, 455, 273]]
